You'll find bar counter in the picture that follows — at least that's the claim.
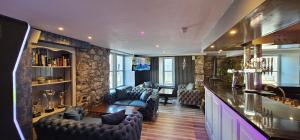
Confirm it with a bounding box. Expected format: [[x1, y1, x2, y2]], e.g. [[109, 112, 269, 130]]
[[203, 80, 300, 140]]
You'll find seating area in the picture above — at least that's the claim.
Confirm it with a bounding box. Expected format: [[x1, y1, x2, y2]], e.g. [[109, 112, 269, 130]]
[[105, 85, 159, 120], [4, 1, 300, 140], [35, 107, 143, 140]]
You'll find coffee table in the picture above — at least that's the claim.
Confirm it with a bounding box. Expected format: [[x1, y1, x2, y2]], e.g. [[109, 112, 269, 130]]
[[89, 104, 141, 116], [158, 88, 174, 105]]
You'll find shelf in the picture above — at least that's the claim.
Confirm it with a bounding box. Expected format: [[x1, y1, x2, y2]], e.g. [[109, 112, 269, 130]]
[[32, 80, 72, 87], [32, 108, 65, 123], [32, 66, 71, 68]]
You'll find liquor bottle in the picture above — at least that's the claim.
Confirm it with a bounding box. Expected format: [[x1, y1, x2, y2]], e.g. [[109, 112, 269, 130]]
[[35, 49, 39, 65], [32, 50, 35, 65]]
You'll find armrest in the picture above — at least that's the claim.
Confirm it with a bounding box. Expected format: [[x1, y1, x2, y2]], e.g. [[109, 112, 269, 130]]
[[104, 92, 117, 104], [178, 89, 201, 98]]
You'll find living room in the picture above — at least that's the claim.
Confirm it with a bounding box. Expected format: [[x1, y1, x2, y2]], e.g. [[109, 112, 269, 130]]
[[2, 0, 300, 140]]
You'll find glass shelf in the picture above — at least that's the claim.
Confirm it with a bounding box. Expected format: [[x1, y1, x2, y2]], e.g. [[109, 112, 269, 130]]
[[32, 66, 71, 68], [32, 80, 72, 87]]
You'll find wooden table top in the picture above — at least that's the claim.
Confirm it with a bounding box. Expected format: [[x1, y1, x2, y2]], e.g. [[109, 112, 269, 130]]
[[158, 88, 174, 95]]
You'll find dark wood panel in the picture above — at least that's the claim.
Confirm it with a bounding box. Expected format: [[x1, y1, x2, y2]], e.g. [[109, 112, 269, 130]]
[[204, 0, 300, 51]]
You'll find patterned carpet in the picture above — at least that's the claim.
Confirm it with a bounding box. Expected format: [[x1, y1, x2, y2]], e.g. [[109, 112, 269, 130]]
[[141, 101, 208, 140]]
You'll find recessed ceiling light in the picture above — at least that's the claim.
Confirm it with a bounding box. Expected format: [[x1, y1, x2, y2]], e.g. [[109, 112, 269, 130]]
[[229, 29, 237, 35], [162, 51, 166, 54], [58, 27, 64, 31], [140, 31, 145, 36], [88, 36, 92, 40], [210, 45, 215, 48], [155, 45, 159, 48]]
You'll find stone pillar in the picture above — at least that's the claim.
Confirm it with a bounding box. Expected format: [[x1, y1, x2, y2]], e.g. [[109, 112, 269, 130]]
[[194, 56, 204, 91], [76, 46, 110, 110]]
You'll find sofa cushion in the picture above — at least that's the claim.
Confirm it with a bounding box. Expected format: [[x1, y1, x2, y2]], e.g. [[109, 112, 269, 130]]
[[129, 100, 147, 108], [140, 90, 151, 101], [81, 117, 102, 124], [113, 100, 132, 106], [143, 81, 152, 88], [63, 107, 83, 121], [101, 110, 126, 125], [186, 83, 194, 90]]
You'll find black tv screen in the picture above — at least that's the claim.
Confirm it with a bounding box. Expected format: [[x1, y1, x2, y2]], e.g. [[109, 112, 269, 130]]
[[132, 57, 151, 71]]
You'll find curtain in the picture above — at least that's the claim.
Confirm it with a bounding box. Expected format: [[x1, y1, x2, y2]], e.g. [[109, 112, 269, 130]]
[[175, 56, 195, 88], [150, 57, 159, 83]]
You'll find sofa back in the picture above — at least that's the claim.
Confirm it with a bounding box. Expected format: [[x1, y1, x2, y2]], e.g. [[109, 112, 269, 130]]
[[35, 111, 143, 140]]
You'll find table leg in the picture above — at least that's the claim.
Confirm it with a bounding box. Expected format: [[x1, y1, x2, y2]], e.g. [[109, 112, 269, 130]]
[[164, 97, 168, 105]]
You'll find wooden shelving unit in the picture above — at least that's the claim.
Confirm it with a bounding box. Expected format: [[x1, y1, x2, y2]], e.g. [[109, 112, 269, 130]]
[[32, 107, 65, 123], [31, 43, 76, 124]]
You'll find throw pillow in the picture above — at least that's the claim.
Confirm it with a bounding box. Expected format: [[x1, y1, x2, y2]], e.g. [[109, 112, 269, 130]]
[[140, 90, 151, 101], [101, 110, 126, 125], [143, 81, 152, 88], [186, 83, 194, 90], [63, 107, 82, 121]]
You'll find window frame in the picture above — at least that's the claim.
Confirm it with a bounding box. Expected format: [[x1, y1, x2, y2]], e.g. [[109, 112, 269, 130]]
[[162, 57, 175, 86], [109, 53, 125, 89]]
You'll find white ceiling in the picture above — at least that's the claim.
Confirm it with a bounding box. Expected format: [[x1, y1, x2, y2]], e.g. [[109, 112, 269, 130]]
[[0, 0, 232, 56]]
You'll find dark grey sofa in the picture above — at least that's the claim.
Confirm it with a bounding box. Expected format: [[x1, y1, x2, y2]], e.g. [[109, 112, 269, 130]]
[[105, 86, 159, 120], [34, 110, 143, 140]]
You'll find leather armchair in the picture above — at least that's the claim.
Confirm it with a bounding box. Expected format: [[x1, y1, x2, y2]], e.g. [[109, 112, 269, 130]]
[[177, 84, 204, 106]]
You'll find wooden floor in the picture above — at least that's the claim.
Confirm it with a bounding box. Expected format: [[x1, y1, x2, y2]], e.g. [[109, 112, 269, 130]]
[[141, 101, 208, 140]]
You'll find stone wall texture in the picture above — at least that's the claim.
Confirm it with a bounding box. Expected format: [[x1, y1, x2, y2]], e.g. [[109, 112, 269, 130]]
[[17, 45, 32, 140], [76, 46, 110, 110], [194, 56, 204, 90]]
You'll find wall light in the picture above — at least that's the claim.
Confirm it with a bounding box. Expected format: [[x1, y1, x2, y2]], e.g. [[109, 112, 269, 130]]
[[155, 44, 159, 48], [210, 45, 215, 48]]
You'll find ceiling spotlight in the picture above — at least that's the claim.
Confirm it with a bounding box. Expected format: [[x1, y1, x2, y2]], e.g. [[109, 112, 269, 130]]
[[229, 29, 237, 35], [140, 31, 145, 36], [210, 45, 215, 48], [155, 45, 160, 48], [88, 36, 92, 40], [58, 27, 64, 31]]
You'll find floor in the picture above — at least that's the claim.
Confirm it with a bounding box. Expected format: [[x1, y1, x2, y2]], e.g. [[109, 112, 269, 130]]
[[141, 101, 208, 140]]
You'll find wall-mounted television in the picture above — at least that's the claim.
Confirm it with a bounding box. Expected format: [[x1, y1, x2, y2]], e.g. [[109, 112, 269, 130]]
[[132, 57, 151, 71]]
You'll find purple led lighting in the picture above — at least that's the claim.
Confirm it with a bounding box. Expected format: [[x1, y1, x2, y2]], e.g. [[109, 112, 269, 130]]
[[139, 31, 145, 36], [13, 23, 30, 140], [221, 101, 267, 140]]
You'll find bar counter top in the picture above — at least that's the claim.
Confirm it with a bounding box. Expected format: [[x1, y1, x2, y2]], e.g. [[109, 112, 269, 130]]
[[203, 80, 300, 140]]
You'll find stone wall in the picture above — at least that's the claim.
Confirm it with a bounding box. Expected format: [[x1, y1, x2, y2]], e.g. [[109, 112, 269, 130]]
[[17, 44, 32, 140], [194, 56, 204, 90], [76, 46, 110, 110]]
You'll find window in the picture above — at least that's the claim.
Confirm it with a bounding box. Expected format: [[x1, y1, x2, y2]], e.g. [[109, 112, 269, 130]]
[[109, 53, 124, 89], [262, 55, 279, 85], [117, 55, 124, 86], [159, 57, 175, 86]]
